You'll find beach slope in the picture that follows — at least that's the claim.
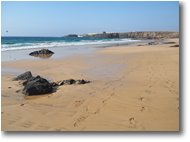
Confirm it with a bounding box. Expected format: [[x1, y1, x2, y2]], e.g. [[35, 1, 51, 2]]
[[1, 39, 179, 131]]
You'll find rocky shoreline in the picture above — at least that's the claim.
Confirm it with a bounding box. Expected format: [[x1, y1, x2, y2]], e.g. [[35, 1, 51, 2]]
[[80, 31, 179, 39]]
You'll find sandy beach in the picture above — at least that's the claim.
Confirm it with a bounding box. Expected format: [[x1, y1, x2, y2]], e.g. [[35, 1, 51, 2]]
[[1, 38, 179, 131]]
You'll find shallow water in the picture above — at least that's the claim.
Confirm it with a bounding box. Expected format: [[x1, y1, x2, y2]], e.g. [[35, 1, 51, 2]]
[[1, 37, 145, 62], [1, 45, 96, 62]]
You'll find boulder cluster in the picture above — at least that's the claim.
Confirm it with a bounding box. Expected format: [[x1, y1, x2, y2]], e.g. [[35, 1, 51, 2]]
[[13, 71, 90, 96]]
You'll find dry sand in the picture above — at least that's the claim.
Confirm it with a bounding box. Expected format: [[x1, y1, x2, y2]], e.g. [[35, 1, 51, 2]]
[[1, 38, 179, 131]]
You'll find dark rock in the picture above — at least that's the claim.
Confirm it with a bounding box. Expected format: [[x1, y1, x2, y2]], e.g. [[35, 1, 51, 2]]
[[13, 71, 91, 96], [64, 79, 76, 85], [76, 79, 90, 84], [148, 42, 159, 45], [163, 41, 176, 44], [29, 49, 54, 58], [170, 44, 179, 47], [16, 89, 21, 93], [22, 76, 53, 96], [13, 71, 32, 81], [8, 86, 11, 89], [53, 79, 90, 86], [61, 79, 90, 85]]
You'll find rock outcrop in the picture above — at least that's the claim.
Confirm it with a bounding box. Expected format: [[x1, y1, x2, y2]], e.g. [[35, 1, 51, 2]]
[[13, 71, 91, 96], [29, 49, 54, 58], [83, 32, 179, 39]]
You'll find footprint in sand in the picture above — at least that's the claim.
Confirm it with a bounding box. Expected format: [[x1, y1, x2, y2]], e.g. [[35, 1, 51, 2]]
[[139, 124, 146, 130], [73, 115, 89, 127], [102, 97, 110, 104], [110, 92, 115, 96], [89, 91, 96, 95], [145, 90, 151, 94], [94, 108, 100, 114], [8, 120, 17, 125], [102, 99, 106, 103], [85, 107, 88, 112], [20, 121, 34, 128], [102, 93, 115, 104], [139, 97, 145, 101], [74, 100, 85, 107], [8, 116, 22, 125], [36, 125, 50, 130], [129, 117, 135, 124], [128, 117, 136, 128], [140, 106, 148, 112]]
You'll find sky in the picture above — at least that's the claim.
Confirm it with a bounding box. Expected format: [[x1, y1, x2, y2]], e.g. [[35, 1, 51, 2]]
[[1, 1, 179, 37]]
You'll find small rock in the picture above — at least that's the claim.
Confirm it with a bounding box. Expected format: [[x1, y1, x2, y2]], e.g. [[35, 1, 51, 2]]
[[164, 41, 176, 44], [20, 104, 24, 106], [8, 86, 11, 89], [148, 42, 159, 45], [64, 79, 76, 85], [170, 44, 179, 47], [58, 80, 65, 86], [76, 79, 90, 84], [13, 71, 32, 81], [56, 79, 90, 86]]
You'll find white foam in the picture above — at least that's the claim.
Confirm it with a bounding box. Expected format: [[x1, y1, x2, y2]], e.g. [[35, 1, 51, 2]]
[[1, 38, 140, 51]]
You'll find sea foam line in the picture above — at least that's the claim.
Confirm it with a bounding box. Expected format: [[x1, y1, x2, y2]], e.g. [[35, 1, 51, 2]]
[[1, 38, 140, 51]]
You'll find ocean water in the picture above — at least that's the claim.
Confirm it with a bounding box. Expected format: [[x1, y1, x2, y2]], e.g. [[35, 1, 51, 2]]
[[1, 36, 142, 62], [1, 36, 139, 51]]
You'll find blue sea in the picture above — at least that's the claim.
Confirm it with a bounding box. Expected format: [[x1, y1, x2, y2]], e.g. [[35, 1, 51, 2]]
[[1, 36, 139, 51]]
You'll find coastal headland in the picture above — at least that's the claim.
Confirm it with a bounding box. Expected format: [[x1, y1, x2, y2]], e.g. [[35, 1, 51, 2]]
[[67, 31, 179, 39]]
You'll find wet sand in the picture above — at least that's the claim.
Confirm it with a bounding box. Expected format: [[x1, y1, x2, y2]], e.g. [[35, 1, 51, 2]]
[[1, 38, 179, 131]]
